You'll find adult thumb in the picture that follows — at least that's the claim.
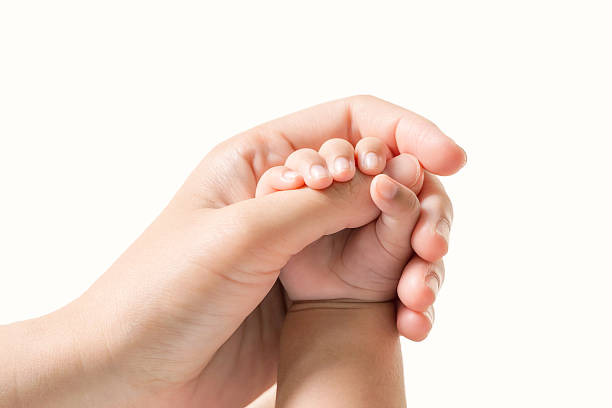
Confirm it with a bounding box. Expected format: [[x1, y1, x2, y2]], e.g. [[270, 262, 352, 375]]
[[184, 176, 379, 350], [211, 180, 378, 281]]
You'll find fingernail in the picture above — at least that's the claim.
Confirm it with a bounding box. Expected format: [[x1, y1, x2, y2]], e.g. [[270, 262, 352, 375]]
[[364, 152, 379, 169], [436, 218, 451, 243], [425, 272, 440, 297], [334, 157, 350, 174], [424, 307, 435, 325], [404, 155, 422, 189], [459, 145, 468, 167], [377, 176, 398, 200], [281, 170, 300, 182], [310, 164, 330, 179]]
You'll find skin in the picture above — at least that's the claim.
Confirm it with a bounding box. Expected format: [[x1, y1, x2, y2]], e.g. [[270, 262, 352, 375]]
[[255, 146, 432, 407], [277, 302, 404, 408], [0, 96, 464, 408], [256, 139, 425, 301]]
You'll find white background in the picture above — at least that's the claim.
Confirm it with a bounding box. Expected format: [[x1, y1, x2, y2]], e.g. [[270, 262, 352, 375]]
[[1, 1, 611, 407]]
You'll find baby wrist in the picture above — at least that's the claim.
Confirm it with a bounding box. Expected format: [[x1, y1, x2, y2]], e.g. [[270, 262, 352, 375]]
[[289, 298, 396, 312]]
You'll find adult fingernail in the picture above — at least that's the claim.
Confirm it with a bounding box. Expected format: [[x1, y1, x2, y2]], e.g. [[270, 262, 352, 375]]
[[281, 170, 300, 182], [334, 157, 350, 174], [364, 152, 379, 169], [424, 307, 435, 325], [377, 176, 398, 200], [310, 164, 330, 179], [425, 272, 440, 297], [459, 145, 468, 167], [436, 218, 451, 243]]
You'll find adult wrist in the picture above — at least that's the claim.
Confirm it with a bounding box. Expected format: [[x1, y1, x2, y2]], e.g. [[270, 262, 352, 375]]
[[1, 302, 140, 408]]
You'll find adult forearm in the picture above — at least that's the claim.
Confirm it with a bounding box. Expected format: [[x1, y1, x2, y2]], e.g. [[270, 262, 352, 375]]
[[0, 302, 136, 408], [276, 301, 406, 408]]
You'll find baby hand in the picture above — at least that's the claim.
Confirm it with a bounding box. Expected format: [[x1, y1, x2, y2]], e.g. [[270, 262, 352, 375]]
[[256, 137, 424, 302]]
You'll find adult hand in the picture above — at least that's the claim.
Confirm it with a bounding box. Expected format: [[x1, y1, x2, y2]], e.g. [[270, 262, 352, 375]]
[[2, 96, 464, 408]]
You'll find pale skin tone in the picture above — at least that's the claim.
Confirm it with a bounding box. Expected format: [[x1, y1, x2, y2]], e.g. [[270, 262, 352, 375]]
[[277, 301, 406, 408], [255, 141, 437, 407], [257, 139, 425, 302], [0, 96, 464, 407]]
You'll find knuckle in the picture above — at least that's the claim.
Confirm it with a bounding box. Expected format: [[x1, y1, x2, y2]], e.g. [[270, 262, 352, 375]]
[[422, 193, 443, 211], [423, 194, 452, 221], [320, 137, 353, 153], [296, 147, 317, 155], [348, 94, 378, 104], [355, 136, 380, 151], [286, 148, 317, 163], [360, 135, 382, 144], [413, 118, 441, 140], [260, 166, 278, 180]]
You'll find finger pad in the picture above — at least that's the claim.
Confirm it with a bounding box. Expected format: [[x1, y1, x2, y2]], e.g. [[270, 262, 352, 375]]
[[397, 307, 432, 342], [412, 229, 448, 262]]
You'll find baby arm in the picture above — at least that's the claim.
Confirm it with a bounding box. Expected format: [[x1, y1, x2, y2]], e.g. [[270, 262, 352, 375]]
[[255, 138, 425, 407], [277, 301, 405, 408]]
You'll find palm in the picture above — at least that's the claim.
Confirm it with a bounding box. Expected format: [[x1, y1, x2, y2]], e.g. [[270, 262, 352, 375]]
[[192, 281, 286, 406], [181, 137, 296, 406]]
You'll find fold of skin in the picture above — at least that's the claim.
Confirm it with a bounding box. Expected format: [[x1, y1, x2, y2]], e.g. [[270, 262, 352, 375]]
[[277, 301, 405, 408]]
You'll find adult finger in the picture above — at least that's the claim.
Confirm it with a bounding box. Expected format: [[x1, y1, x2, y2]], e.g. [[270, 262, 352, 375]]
[[215, 173, 380, 281], [396, 304, 435, 342], [237, 95, 466, 177], [411, 172, 454, 262], [397, 256, 445, 313]]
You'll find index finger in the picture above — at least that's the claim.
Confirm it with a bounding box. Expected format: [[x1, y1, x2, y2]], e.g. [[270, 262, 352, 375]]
[[239, 95, 467, 176]]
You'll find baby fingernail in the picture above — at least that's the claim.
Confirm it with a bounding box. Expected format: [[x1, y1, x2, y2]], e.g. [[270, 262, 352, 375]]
[[436, 218, 451, 242], [334, 157, 350, 174], [405, 155, 422, 189], [460, 146, 468, 166], [377, 176, 398, 199], [310, 164, 329, 179], [281, 170, 300, 182], [364, 152, 379, 169]]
